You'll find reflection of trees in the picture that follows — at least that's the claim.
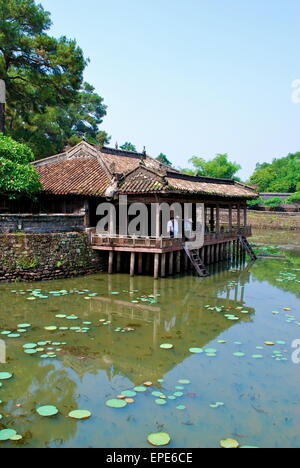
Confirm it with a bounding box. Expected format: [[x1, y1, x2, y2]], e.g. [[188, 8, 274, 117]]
[[0, 354, 77, 448], [0, 263, 255, 446]]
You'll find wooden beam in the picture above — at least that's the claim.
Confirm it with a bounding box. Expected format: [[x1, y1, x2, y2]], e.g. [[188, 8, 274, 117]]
[[161, 253, 166, 277], [108, 251, 114, 274], [176, 251, 181, 274], [154, 253, 160, 279], [130, 252, 135, 277], [169, 252, 174, 275], [138, 253, 143, 274]]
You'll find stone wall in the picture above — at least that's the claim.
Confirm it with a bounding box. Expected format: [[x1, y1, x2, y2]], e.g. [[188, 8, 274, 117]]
[[0, 233, 107, 282], [0, 214, 85, 234]]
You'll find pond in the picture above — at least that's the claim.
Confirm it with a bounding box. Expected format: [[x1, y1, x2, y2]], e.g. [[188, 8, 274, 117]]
[[0, 234, 300, 448]]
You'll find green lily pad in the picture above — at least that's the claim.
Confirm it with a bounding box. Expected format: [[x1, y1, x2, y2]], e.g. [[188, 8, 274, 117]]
[[189, 348, 203, 354], [0, 429, 17, 441], [36, 405, 59, 417], [0, 372, 13, 380], [105, 399, 127, 408], [160, 344, 174, 350], [147, 432, 171, 447], [68, 410, 91, 420]]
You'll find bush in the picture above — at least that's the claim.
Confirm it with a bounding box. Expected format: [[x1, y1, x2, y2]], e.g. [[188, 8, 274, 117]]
[[286, 192, 300, 204], [263, 197, 283, 207], [0, 134, 41, 198], [247, 198, 264, 208]]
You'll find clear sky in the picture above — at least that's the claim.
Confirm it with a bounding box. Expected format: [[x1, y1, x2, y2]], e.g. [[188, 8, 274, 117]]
[[40, 0, 300, 180]]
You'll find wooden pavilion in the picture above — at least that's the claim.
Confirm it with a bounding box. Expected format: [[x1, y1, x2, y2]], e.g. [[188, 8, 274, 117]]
[[29, 141, 258, 278]]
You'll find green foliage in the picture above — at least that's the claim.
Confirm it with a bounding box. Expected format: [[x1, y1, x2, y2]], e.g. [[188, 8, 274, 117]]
[[0, 0, 108, 158], [263, 197, 283, 207], [8, 82, 109, 158], [156, 153, 172, 167], [181, 153, 241, 180], [248, 152, 300, 192], [0, 134, 41, 197], [247, 198, 264, 208], [286, 192, 300, 204], [120, 142, 137, 152]]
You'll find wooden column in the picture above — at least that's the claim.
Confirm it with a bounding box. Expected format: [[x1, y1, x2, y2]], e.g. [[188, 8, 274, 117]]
[[84, 200, 90, 228], [244, 203, 247, 227], [138, 253, 143, 274], [169, 252, 174, 275], [161, 253, 166, 278], [210, 206, 215, 232], [108, 251, 114, 274], [229, 203, 233, 230], [216, 204, 220, 234], [116, 252, 121, 272], [237, 204, 241, 229], [154, 254, 160, 279], [130, 252, 135, 277], [207, 245, 211, 264], [176, 251, 181, 274]]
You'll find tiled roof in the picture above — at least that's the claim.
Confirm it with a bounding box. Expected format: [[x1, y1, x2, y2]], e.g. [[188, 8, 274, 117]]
[[34, 141, 258, 199], [36, 158, 110, 196]]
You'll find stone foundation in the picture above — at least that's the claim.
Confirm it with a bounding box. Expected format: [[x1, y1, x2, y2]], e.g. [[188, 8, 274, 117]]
[[0, 232, 106, 282]]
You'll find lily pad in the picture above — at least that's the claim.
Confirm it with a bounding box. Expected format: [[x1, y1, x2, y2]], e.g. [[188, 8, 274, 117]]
[[147, 432, 171, 447], [220, 438, 239, 449], [68, 410, 91, 420], [0, 372, 13, 380], [160, 344, 174, 350], [105, 399, 127, 408], [36, 405, 59, 417]]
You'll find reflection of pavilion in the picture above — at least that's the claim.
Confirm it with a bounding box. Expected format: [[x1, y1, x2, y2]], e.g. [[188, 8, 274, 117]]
[[61, 262, 255, 383]]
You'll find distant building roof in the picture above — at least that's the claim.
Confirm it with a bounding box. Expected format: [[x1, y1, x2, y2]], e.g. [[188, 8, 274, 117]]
[[33, 141, 258, 200]]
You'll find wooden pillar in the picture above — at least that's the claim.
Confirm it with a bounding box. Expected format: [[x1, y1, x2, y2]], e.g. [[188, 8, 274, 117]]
[[207, 245, 211, 264], [176, 251, 181, 274], [155, 203, 161, 238], [184, 250, 189, 271], [169, 252, 174, 275], [229, 203, 233, 230], [216, 204, 220, 234], [244, 203, 247, 227], [161, 253, 166, 278], [116, 252, 121, 272], [237, 203, 241, 229], [130, 252, 135, 277], [210, 206, 215, 232], [154, 254, 160, 279], [108, 251, 114, 274], [138, 253, 143, 274], [84, 199, 90, 228]]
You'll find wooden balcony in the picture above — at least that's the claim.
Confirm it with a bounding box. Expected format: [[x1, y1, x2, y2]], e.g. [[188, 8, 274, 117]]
[[90, 225, 252, 253]]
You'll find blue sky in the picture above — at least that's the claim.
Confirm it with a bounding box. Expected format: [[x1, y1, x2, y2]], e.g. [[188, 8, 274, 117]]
[[41, 0, 300, 180]]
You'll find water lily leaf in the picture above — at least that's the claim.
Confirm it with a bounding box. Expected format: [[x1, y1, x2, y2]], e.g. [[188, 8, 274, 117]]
[[36, 405, 59, 417], [160, 344, 174, 350], [147, 432, 171, 446], [220, 438, 239, 449], [105, 399, 127, 408], [68, 410, 91, 420]]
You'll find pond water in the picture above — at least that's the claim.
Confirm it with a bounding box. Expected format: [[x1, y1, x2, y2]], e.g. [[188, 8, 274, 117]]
[[0, 233, 300, 448]]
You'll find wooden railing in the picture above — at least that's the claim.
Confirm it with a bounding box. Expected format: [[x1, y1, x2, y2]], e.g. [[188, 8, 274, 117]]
[[90, 226, 252, 251]]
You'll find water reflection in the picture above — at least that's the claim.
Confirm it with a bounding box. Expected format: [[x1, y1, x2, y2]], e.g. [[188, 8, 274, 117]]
[[0, 252, 299, 448]]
